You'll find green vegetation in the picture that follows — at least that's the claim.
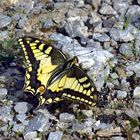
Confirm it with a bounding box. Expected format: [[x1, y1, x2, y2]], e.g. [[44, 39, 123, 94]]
[[123, 118, 139, 140], [0, 37, 18, 62], [124, 16, 131, 29]]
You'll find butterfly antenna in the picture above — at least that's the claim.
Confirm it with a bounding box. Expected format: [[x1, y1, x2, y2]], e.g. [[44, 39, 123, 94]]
[[76, 50, 94, 57], [72, 39, 76, 56]]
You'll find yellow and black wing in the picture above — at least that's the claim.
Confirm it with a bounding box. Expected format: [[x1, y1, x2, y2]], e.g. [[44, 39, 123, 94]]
[[18, 36, 98, 106], [43, 64, 98, 106], [18, 37, 67, 96]]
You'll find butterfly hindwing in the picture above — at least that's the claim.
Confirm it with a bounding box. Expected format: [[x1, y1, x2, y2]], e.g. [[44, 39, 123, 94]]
[[44, 65, 97, 106], [62, 65, 97, 105]]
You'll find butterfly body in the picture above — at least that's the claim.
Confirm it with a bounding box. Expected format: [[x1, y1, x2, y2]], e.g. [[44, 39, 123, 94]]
[[18, 37, 98, 106]]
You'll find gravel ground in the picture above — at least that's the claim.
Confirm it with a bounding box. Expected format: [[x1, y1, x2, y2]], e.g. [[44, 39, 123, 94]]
[[0, 0, 140, 140]]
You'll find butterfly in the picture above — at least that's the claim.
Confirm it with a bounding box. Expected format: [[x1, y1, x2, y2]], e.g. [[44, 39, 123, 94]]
[[18, 36, 99, 106]]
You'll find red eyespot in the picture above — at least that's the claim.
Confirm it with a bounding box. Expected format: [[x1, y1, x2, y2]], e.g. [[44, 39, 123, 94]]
[[37, 85, 46, 94]]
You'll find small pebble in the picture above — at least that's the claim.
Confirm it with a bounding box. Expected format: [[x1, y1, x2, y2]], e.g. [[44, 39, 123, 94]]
[[0, 88, 8, 100]]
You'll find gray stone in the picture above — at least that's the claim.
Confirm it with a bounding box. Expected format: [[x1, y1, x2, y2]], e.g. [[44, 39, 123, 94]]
[[112, 79, 120, 87], [64, 16, 88, 38], [34, 138, 41, 140], [59, 113, 75, 123], [113, 22, 124, 30], [99, 4, 117, 15], [0, 31, 9, 41], [125, 109, 138, 119], [86, 0, 101, 11], [126, 5, 140, 19], [15, 80, 24, 90], [126, 62, 140, 77], [86, 39, 102, 49], [84, 118, 94, 127], [135, 39, 140, 57], [48, 131, 63, 140], [0, 106, 13, 122], [11, 13, 21, 21], [49, 33, 73, 50], [72, 122, 85, 132], [42, 19, 55, 29], [126, 5, 140, 28], [121, 78, 130, 90], [92, 33, 110, 42], [26, 113, 50, 132], [119, 43, 135, 58], [126, 24, 139, 37], [7, 95, 18, 102], [103, 18, 116, 28], [18, 16, 28, 29], [12, 123, 25, 133], [16, 114, 29, 125], [117, 90, 127, 99], [14, 0, 34, 14], [94, 22, 108, 33], [109, 28, 134, 42], [56, 122, 70, 130], [14, 90, 24, 98], [110, 73, 119, 79], [111, 137, 125, 140], [14, 102, 33, 114], [88, 12, 102, 27], [81, 110, 93, 117], [138, 0, 140, 5], [133, 98, 140, 112], [102, 0, 111, 3], [133, 87, 140, 98], [112, 0, 129, 16], [89, 12, 101, 23], [74, 0, 85, 7], [0, 88, 8, 100], [94, 121, 113, 131], [0, 15, 12, 28], [24, 131, 37, 140]]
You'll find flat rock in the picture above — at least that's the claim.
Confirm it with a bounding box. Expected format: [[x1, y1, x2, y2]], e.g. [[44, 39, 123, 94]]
[[0, 15, 12, 28], [112, 0, 129, 16], [0, 88, 8, 100], [25, 112, 50, 132], [24, 131, 37, 140], [12, 123, 25, 133], [119, 43, 135, 58], [64, 16, 88, 38], [14, 0, 34, 14], [0, 31, 9, 41], [109, 28, 134, 42], [126, 62, 140, 77], [93, 33, 110, 42], [59, 113, 75, 123], [0, 106, 13, 122], [133, 86, 140, 98], [14, 102, 33, 114], [48, 131, 63, 140], [126, 5, 140, 18], [117, 90, 127, 99], [99, 4, 117, 15]]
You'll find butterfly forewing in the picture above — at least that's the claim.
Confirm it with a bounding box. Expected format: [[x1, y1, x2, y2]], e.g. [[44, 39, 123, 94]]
[[62, 65, 98, 106], [18, 37, 67, 96]]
